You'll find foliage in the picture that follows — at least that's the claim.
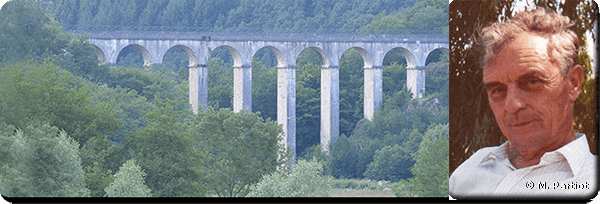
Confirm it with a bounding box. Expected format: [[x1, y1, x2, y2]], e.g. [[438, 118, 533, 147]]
[[251, 59, 277, 121], [57, 33, 113, 84], [188, 106, 286, 197], [125, 99, 205, 197], [339, 48, 364, 137], [87, 85, 154, 144], [0, 122, 90, 197], [206, 57, 233, 109], [0, 0, 70, 64], [361, 0, 448, 33], [295, 61, 321, 156], [247, 159, 332, 197], [104, 159, 152, 197], [109, 65, 187, 103], [396, 123, 448, 197], [49, 0, 426, 33], [0, 60, 122, 145], [363, 142, 416, 182], [328, 135, 359, 179]]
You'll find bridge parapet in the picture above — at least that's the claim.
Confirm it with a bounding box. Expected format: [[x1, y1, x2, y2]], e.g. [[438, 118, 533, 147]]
[[69, 30, 448, 43]]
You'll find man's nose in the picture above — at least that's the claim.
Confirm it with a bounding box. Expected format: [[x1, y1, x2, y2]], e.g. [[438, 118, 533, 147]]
[[505, 87, 525, 113]]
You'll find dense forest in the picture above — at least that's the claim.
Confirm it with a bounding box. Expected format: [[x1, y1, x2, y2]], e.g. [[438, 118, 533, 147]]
[[0, 0, 449, 197]]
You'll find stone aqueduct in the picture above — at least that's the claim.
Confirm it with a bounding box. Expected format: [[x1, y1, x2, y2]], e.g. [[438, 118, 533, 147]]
[[71, 30, 449, 155]]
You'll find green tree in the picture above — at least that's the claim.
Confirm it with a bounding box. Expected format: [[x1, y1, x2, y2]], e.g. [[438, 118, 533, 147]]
[[93, 0, 119, 26], [361, 0, 448, 33], [0, 60, 122, 145], [0, 123, 90, 197], [396, 123, 449, 197], [125, 99, 205, 197], [77, 0, 100, 26], [206, 57, 233, 109], [0, 0, 70, 64], [360, 10, 405, 33], [188, 106, 286, 197], [295, 62, 321, 156], [53, 0, 79, 26], [158, 0, 187, 27], [363, 143, 413, 182], [58, 33, 113, 84], [137, 0, 166, 26], [402, 0, 448, 31], [251, 59, 277, 121], [115, 0, 138, 26], [87, 85, 153, 144], [328, 135, 359, 179], [339, 48, 364, 137], [247, 159, 332, 197], [105, 159, 152, 197]]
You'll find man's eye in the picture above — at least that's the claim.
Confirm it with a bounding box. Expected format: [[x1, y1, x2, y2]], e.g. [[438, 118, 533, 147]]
[[529, 78, 540, 84], [491, 88, 504, 94]]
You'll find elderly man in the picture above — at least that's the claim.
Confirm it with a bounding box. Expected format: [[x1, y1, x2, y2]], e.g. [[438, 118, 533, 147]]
[[449, 9, 597, 198]]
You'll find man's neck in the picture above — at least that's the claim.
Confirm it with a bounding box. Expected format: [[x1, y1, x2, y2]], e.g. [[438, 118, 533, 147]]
[[508, 131, 576, 169]]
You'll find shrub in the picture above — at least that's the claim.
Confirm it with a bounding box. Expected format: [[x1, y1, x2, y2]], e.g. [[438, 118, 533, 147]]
[[104, 159, 152, 197], [247, 159, 332, 197]]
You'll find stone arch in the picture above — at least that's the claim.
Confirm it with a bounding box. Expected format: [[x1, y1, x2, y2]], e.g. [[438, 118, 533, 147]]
[[425, 47, 449, 66], [117, 44, 153, 66], [302, 46, 329, 68], [387, 47, 416, 68], [163, 44, 198, 67], [259, 46, 286, 68], [215, 45, 243, 67], [437, 47, 449, 59], [348, 47, 373, 69], [92, 44, 106, 65]]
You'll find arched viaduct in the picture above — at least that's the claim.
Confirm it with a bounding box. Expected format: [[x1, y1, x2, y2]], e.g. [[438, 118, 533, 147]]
[[71, 30, 448, 156]]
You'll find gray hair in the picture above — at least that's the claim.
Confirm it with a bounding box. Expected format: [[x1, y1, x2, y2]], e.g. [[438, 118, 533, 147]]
[[480, 8, 579, 76]]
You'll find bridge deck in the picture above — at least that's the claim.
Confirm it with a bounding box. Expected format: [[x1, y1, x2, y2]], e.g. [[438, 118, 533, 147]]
[[69, 30, 448, 43]]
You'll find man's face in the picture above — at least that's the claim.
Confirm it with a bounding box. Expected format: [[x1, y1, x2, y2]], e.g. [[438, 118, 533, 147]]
[[483, 32, 575, 150]]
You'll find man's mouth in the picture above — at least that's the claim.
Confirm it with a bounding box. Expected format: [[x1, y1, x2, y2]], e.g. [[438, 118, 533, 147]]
[[510, 120, 534, 127]]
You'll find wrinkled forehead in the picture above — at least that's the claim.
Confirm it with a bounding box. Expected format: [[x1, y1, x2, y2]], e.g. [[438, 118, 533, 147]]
[[484, 33, 550, 71]]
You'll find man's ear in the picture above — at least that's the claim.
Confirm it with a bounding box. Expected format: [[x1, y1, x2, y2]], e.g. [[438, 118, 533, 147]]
[[567, 64, 584, 102]]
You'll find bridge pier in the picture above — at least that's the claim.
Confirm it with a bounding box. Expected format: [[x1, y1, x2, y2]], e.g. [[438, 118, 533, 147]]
[[189, 65, 208, 114], [364, 66, 383, 120], [277, 66, 296, 163], [233, 65, 252, 113], [407, 66, 426, 99], [321, 65, 339, 152]]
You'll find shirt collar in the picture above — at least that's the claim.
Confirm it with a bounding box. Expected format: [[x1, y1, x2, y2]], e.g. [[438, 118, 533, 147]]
[[551, 133, 593, 177], [480, 133, 592, 175]]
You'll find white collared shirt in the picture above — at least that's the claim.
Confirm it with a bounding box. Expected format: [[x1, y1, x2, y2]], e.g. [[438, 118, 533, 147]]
[[450, 133, 597, 198]]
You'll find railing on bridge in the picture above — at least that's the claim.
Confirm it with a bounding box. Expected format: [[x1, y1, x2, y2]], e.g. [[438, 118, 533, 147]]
[[60, 24, 448, 35]]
